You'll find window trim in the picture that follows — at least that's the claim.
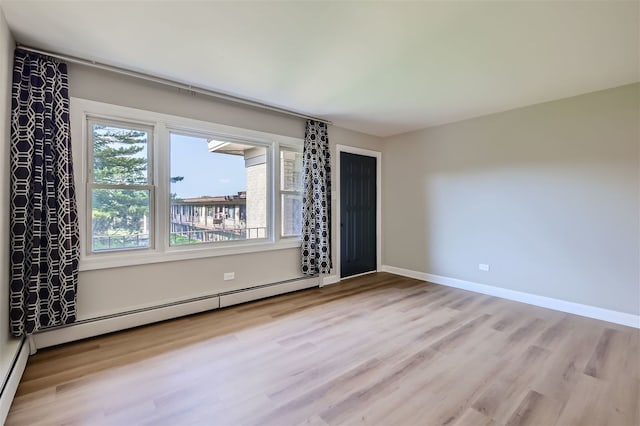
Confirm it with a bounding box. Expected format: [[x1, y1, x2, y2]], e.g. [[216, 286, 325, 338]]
[[70, 98, 303, 271]]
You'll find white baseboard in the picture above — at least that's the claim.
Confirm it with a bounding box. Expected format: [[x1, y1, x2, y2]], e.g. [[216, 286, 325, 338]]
[[381, 265, 640, 329], [0, 339, 29, 424]]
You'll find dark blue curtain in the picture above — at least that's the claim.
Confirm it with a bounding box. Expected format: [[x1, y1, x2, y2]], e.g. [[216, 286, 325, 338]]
[[301, 120, 332, 275], [9, 48, 79, 336]]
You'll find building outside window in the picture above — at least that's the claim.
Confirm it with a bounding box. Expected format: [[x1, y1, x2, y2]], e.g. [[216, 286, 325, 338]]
[[169, 133, 269, 246], [280, 149, 303, 237]]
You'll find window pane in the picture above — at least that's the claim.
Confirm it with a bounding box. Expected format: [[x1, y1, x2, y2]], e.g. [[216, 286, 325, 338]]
[[169, 133, 267, 246], [282, 194, 302, 237], [92, 123, 149, 185], [92, 189, 151, 251], [280, 150, 303, 191]]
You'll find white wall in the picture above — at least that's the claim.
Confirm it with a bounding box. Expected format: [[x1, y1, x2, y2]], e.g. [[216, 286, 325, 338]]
[[382, 83, 640, 315], [67, 64, 383, 320], [0, 6, 22, 387]]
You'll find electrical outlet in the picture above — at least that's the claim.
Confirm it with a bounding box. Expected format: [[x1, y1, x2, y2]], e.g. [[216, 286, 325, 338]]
[[478, 264, 490, 272], [224, 272, 235, 281]]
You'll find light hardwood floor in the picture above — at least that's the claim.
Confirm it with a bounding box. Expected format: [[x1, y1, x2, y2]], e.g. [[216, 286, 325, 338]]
[[6, 273, 640, 425]]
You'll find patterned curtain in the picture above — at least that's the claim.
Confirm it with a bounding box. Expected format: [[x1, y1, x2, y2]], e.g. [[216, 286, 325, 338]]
[[9, 49, 79, 337], [301, 120, 332, 276]]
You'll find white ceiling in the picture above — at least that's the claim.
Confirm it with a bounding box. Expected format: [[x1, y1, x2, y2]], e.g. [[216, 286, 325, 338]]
[[1, 1, 638, 137]]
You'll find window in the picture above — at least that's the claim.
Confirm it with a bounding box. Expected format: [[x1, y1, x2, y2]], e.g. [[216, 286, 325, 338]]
[[169, 133, 268, 246], [72, 98, 303, 270], [280, 148, 303, 237], [88, 119, 154, 252]]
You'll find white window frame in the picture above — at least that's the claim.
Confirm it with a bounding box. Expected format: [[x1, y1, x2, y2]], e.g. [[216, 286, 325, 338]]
[[278, 145, 304, 238], [86, 117, 156, 254], [70, 98, 303, 271]]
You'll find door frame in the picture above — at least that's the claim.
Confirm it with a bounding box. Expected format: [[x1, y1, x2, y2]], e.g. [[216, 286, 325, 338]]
[[335, 144, 382, 281]]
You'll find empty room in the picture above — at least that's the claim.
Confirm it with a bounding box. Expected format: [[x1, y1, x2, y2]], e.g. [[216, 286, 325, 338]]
[[0, 1, 638, 425]]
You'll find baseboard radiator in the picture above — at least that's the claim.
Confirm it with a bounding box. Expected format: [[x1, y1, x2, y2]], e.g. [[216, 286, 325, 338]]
[[0, 338, 29, 424], [33, 276, 319, 350]]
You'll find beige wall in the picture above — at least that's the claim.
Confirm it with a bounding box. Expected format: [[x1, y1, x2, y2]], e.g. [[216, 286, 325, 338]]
[[382, 83, 640, 315], [68, 64, 383, 319], [0, 7, 21, 382]]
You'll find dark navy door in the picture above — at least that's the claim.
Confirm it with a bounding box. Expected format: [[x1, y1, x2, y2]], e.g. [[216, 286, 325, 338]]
[[340, 152, 377, 278]]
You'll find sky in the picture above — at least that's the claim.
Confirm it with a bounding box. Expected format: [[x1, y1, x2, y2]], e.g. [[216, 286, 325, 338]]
[[170, 133, 246, 198]]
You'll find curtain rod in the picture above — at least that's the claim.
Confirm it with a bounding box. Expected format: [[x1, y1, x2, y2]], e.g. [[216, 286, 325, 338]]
[[16, 44, 331, 125]]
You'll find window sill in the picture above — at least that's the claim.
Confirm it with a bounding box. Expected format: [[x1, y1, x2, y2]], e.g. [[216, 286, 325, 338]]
[[79, 239, 302, 271]]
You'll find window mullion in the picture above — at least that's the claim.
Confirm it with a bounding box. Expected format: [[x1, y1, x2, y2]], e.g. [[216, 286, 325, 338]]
[[155, 122, 169, 252]]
